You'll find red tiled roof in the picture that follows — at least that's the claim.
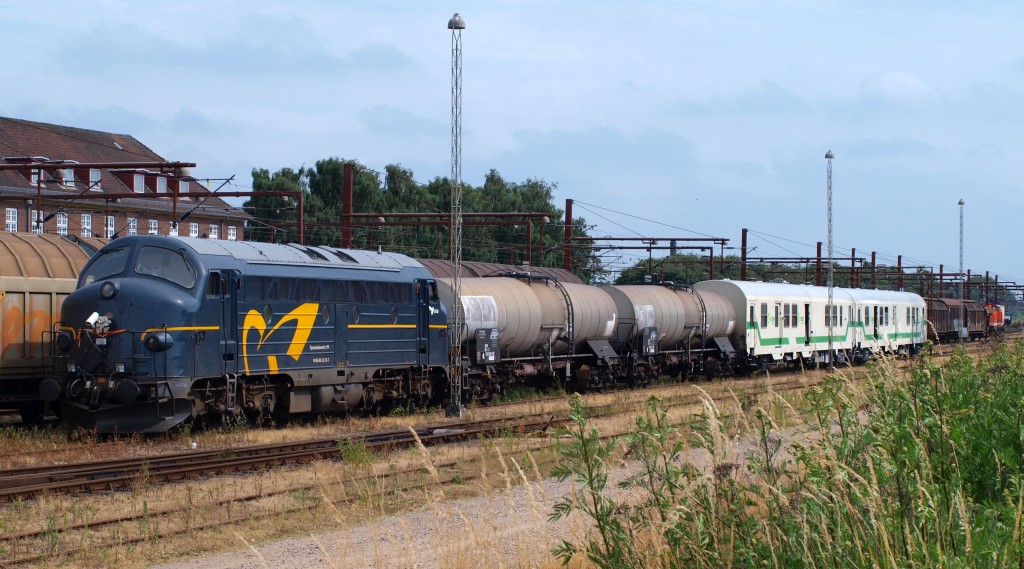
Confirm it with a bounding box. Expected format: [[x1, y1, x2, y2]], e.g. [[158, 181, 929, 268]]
[[0, 117, 247, 220]]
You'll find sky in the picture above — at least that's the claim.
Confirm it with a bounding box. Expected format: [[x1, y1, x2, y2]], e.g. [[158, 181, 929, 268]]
[[0, 1, 1021, 286]]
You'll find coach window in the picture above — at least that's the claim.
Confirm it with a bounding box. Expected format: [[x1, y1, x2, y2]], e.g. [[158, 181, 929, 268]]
[[135, 246, 196, 289], [783, 304, 790, 328], [82, 247, 130, 284], [760, 303, 768, 328], [884, 307, 890, 326], [749, 306, 755, 324]]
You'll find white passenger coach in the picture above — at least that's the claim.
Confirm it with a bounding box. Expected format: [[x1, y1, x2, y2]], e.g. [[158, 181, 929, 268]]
[[694, 280, 927, 368]]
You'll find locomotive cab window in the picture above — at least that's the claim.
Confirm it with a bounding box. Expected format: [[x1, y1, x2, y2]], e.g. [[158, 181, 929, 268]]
[[82, 247, 130, 285], [135, 246, 196, 289]]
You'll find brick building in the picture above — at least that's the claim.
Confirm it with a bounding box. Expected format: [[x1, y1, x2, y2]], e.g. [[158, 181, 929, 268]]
[[0, 117, 248, 240]]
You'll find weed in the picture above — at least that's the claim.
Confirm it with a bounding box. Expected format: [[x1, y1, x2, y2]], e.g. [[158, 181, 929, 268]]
[[337, 438, 374, 467], [551, 343, 1024, 568]]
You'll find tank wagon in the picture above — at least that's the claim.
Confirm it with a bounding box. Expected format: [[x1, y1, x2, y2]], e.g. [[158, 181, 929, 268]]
[[0, 233, 102, 421], [41, 236, 450, 433], [42, 236, 934, 434]]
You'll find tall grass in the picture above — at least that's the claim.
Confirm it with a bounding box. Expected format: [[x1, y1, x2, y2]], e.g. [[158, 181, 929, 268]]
[[552, 341, 1024, 568]]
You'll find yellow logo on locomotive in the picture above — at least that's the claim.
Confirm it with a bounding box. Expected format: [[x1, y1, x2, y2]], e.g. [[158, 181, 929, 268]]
[[241, 303, 319, 375]]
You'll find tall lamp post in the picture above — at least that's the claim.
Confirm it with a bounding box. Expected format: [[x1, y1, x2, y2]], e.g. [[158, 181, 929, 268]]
[[825, 150, 834, 370], [447, 13, 466, 417], [959, 198, 965, 342]]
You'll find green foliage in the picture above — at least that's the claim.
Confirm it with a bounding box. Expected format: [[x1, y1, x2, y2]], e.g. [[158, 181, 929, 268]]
[[336, 437, 373, 466], [552, 344, 1024, 568], [550, 394, 630, 568], [245, 161, 601, 279]]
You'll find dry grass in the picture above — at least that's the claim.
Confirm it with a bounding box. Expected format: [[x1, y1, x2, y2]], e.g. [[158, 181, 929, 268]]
[[0, 366, 877, 568]]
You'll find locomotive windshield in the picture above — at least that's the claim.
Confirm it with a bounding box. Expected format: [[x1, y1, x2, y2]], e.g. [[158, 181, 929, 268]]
[[134, 246, 197, 289], [82, 247, 130, 285]]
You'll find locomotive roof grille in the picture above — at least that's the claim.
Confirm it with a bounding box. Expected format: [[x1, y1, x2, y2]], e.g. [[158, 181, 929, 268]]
[[119, 236, 422, 272]]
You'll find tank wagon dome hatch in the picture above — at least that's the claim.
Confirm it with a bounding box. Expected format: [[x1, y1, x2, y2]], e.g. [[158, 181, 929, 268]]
[[150, 236, 424, 272]]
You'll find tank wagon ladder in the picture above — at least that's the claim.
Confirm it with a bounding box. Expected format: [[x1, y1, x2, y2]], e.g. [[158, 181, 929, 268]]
[[550, 279, 576, 384], [680, 285, 708, 372]]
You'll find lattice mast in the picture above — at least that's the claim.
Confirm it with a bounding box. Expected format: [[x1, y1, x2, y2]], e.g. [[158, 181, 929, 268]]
[[447, 13, 466, 416], [825, 150, 834, 370]]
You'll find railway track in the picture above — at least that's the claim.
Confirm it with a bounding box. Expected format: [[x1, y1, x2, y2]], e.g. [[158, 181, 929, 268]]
[[0, 373, 819, 567], [0, 335, 1014, 567]]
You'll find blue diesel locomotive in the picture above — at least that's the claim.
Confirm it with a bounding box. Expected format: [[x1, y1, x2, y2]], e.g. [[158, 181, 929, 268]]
[[39, 236, 450, 433]]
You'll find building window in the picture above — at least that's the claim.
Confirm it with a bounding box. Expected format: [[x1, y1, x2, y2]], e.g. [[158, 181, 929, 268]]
[[168, 221, 178, 236], [105, 215, 115, 238], [156, 177, 167, 193], [127, 218, 137, 236], [227, 226, 237, 241], [81, 214, 92, 237], [179, 180, 189, 194], [189, 222, 199, 238], [5, 208, 17, 232], [29, 169, 39, 185], [57, 212, 68, 236], [209, 225, 218, 239], [89, 169, 101, 190], [31, 209, 43, 234], [148, 219, 158, 235], [64, 169, 75, 188], [133, 173, 145, 193]]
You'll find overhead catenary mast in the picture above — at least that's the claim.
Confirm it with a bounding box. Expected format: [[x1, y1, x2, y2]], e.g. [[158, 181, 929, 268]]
[[446, 13, 466, 417]]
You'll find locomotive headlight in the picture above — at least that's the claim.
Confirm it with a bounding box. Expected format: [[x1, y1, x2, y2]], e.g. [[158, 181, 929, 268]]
[[144, 332, 174, 352], [100, 281, 118, 299], [66, 362, 77, 373], [115, 362, 126, 373], [56, 331, 73, 351]]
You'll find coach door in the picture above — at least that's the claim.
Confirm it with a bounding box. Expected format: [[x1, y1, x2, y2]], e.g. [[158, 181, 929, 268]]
[[775, 303, 784, 345], [804, 304, 811, 345]]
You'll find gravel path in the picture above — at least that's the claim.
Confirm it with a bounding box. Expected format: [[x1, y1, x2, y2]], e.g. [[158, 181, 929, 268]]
[[150, 421, 818, 569], [150, 463, 602, 569]]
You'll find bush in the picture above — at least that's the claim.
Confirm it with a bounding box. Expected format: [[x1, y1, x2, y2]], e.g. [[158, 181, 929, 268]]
[[552, 342, 1024, 568]]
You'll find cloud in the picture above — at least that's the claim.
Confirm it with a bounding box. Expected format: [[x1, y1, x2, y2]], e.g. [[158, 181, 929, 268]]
[[859, 71, 942, 106], [56, 15, 413, 79], [675, 80, 812, 117], [358, 105, 445, 136]]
